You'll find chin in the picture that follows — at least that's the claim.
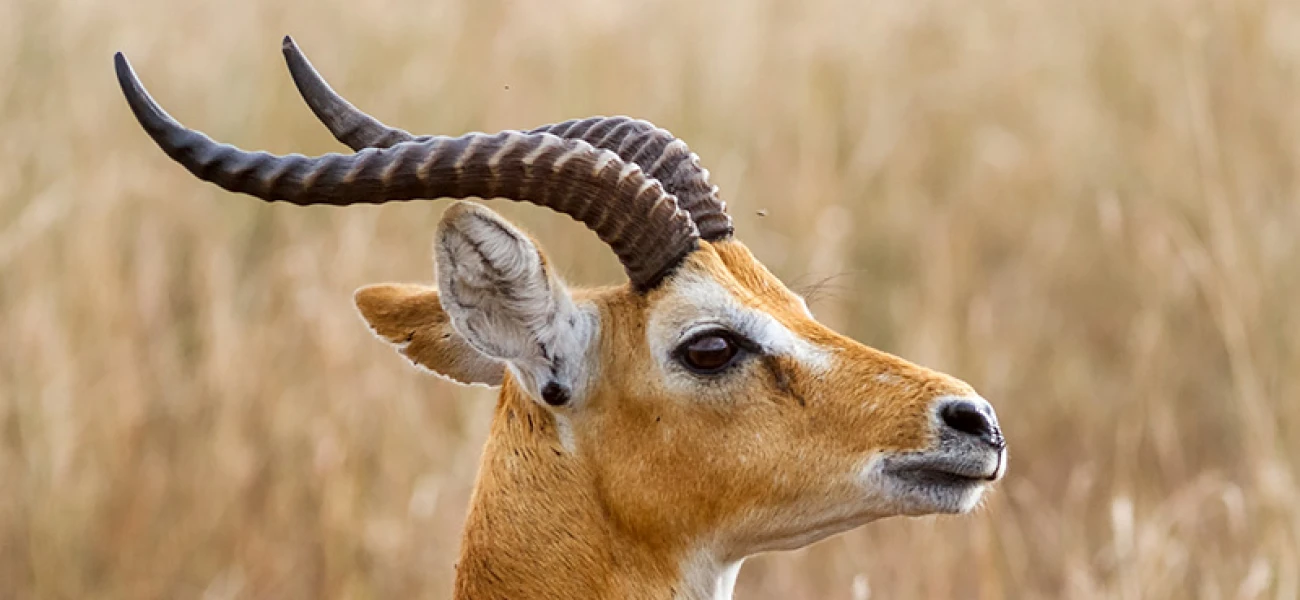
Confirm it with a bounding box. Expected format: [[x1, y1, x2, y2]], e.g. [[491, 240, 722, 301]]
[[904, 477, 991, 515]]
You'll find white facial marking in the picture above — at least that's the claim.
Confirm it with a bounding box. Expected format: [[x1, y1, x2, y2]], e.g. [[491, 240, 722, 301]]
[[648, 273, 831, 386]]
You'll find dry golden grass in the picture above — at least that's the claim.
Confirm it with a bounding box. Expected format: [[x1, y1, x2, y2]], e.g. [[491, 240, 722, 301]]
[[3, 0, 1299, 597]]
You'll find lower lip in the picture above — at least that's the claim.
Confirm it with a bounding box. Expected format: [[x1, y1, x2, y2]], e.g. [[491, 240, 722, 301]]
[[893, 469, 990, 487]]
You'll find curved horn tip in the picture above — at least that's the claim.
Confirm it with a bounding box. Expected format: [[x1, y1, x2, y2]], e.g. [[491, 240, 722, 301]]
[[113, 52, 163, 124], [113, 51, 131, 77], [113, 52, 157, 121], [113, 52, 142, 116], [281, 36, 322, 85], [282, 36, 312, 72]]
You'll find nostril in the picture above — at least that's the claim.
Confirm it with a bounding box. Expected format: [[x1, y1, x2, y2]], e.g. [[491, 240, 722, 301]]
[[940, 400, 1001, 447]]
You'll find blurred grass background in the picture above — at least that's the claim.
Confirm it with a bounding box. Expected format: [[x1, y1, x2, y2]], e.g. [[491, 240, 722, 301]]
[[2, 0, 1299, 598]]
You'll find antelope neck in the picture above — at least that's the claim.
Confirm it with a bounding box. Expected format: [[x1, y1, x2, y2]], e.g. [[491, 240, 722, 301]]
[[454, 379, 737, 600]]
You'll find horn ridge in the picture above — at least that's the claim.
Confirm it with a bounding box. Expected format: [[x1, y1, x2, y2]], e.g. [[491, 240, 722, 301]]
[[279, 37, 733, 241], [114, 51, 698, 291]]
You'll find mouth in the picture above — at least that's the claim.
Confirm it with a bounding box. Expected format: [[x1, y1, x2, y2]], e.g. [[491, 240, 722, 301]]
[[886, 452, 1006, 484], [873, 450, 1007, 514]]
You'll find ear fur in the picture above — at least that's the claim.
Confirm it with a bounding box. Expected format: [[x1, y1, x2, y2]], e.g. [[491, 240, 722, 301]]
[[434, 201, 596, 405], [354, 283, 505, 387]]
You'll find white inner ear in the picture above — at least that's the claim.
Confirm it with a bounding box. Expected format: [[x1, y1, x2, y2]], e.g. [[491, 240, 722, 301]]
[[434, 201, 597, 405]]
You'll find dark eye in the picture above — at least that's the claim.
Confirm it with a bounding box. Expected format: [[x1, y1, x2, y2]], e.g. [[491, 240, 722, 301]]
[[678, 333, 742, 374]]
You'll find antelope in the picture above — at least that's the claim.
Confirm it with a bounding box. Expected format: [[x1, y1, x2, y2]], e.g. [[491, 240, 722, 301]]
[[113, 38, 1007, 600]]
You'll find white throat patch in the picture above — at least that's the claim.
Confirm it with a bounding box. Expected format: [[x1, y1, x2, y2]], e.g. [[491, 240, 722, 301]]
[[676, 549, 744, 600]]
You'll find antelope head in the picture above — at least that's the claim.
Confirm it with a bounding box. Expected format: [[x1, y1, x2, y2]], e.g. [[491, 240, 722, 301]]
[[115, 38, 1007, 600]]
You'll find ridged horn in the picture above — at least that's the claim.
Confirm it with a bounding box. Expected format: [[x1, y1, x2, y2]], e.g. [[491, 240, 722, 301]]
[[280, 36, 733, 241], [114, 52, 699, 291]]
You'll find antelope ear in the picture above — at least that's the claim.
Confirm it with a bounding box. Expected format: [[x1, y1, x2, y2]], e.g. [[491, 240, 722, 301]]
[[434, 201, 597, 406], [354, 283, 504, 387]]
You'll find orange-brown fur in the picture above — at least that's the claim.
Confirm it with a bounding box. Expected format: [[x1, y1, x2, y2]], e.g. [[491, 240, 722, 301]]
[[360, 238, 980, 599], [355, 284, 504, 386]]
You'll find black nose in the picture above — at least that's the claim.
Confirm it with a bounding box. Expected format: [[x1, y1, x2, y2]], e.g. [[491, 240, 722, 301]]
[[940, 400, 1005, 450]]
